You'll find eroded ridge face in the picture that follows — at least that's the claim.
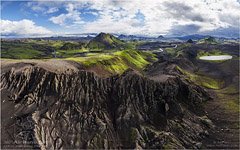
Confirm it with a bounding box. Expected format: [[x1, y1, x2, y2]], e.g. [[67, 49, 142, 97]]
[[1, 64, 212, 149]]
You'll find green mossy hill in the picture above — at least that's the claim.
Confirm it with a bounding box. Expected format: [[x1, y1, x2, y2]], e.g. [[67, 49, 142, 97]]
[[60, 42, 85, 50], [165, 44, 192, 58], [198, 36, 217, 44], [87, 32, 125, 50], [67, 50, 157, 74]]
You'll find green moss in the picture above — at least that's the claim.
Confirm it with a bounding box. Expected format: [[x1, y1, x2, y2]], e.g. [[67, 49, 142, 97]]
[[56, 48, 89, 57], [51, 41, 65, 48], [65, 57, 88, 62], [225, 100, 239, 113], [165, 44, 190, 58], [1, 42, 45, 59], [66, 50, 157, 74], [1, 40, 90, 59], [66, 53, 114, 64], [125, 42, 137, 49], [103, 58, 129, 74], [165, 48, 176, 56], [1, 47, 43, 59], [197, 37, 218, 44], [216, 90, 239, 113], [29, 40, 65, 49], [219, 85, 238, 94], [199, 76, 224, 89], [59, 42, 83, 50], [88, 41, 105, 50], [176, 66, 223, 89], [101, 50, 156, 74], [1, 40, 56, 59], [114, 50, 150, 69]]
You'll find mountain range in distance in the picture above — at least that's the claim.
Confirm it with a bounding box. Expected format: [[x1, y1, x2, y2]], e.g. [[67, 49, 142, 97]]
[[3, 33, 239, 42]]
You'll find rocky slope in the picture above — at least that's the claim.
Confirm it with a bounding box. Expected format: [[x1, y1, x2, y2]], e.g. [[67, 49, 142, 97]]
[[1, 61, 212, 149]]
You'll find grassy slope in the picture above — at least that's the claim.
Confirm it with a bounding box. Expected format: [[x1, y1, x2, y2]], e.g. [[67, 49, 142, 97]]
[[1, 40, 89, 58], [1, 38, 135, 59], [1, 47, 42, 59], [176, 66, 224, 90], [197, 37, 218, 44], [166, 43, 239, 115], [1, 40, 151, 74], [1, 41, 52, 59], [56, 48, 89, 57], [216, 85, 239, 113], [176, 65, 239, 114], [66, 50, 157, 74], [165, 44, 191, 57]]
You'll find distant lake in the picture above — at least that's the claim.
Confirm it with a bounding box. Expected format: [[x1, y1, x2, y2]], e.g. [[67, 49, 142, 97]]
[[199, 55, 232, 61]]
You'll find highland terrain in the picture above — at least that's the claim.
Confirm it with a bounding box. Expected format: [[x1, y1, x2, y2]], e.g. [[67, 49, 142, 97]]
[[1, 33, 239, 149]]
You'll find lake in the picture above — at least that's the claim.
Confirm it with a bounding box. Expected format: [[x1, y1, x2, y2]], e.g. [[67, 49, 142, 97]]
[[199, 55, 232, 61]]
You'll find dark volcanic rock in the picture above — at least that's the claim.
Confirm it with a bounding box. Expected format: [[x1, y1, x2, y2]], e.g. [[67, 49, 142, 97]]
[[1, 66, 211, 149]]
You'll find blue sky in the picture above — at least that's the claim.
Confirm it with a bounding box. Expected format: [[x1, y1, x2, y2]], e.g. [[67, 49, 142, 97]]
[[1, 0, 240, 37]]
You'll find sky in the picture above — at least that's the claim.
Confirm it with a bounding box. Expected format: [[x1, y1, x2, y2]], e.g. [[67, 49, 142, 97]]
[[1, 0, 240, 38]]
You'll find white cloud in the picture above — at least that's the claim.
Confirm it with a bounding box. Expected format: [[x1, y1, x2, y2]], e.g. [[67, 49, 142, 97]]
[[46, 7, 59, 14], [0, 19, 53, 37], [31, 5, 45, 12], [49, 3, 82, 26], [51, 0, 238, 36], [15, 0, 240, 36], [26, 1, 61, 15]]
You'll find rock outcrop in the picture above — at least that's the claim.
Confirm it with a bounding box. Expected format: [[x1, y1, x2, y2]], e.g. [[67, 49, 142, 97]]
[[1, 65, 212, 149]]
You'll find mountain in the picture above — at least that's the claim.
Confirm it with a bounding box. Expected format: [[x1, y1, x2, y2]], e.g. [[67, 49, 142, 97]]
[[204, 36, 216, 42], [87, 32, 125, 50], [118, 34, 158, 41], [118, 34, 130, 39], [158, 35, 164, 39], [118, 34, 140, 40], [1, 59, 212, 149], [198, 36, 217, 44], [187, 39, 194, 43], [172, 34, 208, 40]]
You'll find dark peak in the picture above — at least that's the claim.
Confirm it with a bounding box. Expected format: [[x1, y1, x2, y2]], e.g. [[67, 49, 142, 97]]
[[118, 34, 140, 40], [118, 34, 128, 38], [97, 32, 110, 37], [87, 32, 124, 50], [118, 34, 125, 37], [206, 36, 215, 40], [204, 36, 216, 42], [93, 32, 118, 41], [158, 35, 164, 38], [187, 39, 193, 43]]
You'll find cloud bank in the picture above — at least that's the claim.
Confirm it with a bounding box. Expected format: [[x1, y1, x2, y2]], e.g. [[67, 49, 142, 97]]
[[1, 0, 240, 37], [1, 19, 53, 37], [48, 0, 240, 36]]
